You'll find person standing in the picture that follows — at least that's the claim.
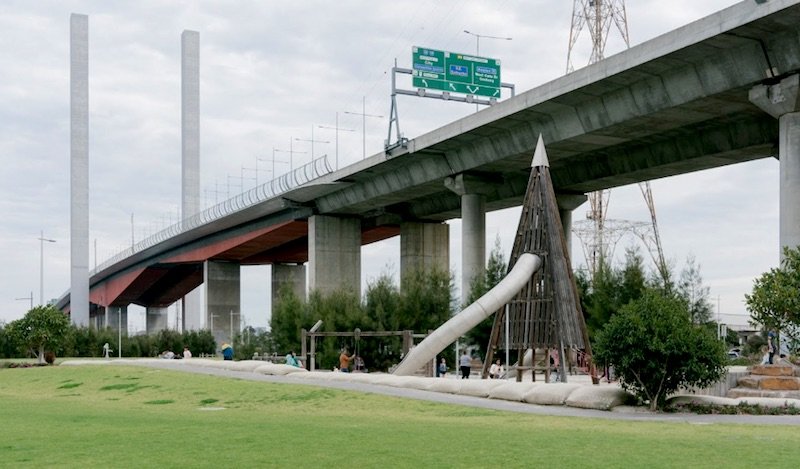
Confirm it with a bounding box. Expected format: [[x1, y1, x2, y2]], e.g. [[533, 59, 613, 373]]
[[768, 333, 776, 365], [459, 350, 472, 379], [183, 346, 192, 359], [438, 357, 447, 378], [339, 347, 355, 372], [102, 342, 110, 359]]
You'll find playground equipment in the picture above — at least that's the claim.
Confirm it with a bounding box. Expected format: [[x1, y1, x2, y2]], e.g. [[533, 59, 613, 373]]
[[392, 253, 542, 375], [393, 135, 596, 383]]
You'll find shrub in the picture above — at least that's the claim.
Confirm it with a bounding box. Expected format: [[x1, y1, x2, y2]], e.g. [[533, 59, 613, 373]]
[[594, 289, 727, 411]]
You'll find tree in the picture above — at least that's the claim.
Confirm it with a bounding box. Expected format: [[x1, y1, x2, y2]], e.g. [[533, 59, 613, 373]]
[[308, 287, 367, 368], [363, 274, 400, 332], [677, 255, 713, 324], [745, 246, 800, 331], [594, 290, 727, 411], [6, 305, 71, 364], [582, 260, 621, 337], [270, 283, 311, 354], [398, 266, 454, 332]]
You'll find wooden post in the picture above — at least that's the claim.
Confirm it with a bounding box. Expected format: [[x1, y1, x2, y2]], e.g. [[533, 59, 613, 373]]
[[402, 330, 413, 357], [301, 328, 307, 368], [309, 333, 316, 371]]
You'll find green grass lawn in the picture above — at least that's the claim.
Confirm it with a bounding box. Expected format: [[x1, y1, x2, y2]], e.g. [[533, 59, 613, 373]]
[[0, 365, 797, 468]]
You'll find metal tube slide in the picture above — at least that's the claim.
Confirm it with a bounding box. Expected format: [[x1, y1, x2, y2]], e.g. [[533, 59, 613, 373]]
[[393, 252, 542, 376]]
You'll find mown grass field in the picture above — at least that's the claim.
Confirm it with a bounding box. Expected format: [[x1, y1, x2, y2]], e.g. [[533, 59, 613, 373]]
[[1, 364, 797, 468]]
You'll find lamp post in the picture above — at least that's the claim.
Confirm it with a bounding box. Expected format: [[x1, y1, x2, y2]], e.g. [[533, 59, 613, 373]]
[[295, 125, 330, 163], [118, 306, 122, 358], [37, 230, 56, 305], [15, 291, 33, 310], [229, 310, 240, 343], [210, 313, 220, 340], [344, 96, 383, 160], [319, 112, 355, 170], [463, 30, 512, 57], [463, 30, 512, 110], [273, 145, 306, 179]]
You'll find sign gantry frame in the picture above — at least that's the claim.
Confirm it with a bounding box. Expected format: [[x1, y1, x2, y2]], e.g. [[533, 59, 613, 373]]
[[385, 48, 515, 153]]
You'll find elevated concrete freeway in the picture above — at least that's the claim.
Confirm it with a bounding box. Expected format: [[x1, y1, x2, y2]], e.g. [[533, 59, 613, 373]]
[[60, 0, 800, 336]]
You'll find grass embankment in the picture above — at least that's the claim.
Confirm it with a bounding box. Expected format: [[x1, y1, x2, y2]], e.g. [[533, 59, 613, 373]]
[[0, 365, 797, 468]]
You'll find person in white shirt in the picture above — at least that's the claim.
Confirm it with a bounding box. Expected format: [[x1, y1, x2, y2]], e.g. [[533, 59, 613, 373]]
[[183, 346, 192, 359], [489, 359, 502, 379]]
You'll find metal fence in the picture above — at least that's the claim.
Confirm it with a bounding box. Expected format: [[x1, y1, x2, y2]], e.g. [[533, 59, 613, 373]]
[[93, 155, 333, 275]]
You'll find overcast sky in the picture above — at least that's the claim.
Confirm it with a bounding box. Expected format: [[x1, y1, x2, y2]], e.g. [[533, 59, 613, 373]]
[[1, 0, 772, 331]]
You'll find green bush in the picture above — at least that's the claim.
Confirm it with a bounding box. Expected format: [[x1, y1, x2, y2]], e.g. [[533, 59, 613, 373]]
[[594, 289, 727, 411]]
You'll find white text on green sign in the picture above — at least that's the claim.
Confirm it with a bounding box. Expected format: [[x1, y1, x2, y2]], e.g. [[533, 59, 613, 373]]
[[412, 46, 502, 98]]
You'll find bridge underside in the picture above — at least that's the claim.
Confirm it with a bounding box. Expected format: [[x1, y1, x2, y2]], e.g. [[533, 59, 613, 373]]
[[88, 220, 399, 308]]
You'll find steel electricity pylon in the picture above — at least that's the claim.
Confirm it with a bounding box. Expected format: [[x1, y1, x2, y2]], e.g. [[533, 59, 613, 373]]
[[566, 1, 668, 286]]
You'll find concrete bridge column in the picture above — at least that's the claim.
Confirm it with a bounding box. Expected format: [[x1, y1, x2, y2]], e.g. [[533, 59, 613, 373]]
[[146, 306, 169, 334], [204, 260, 240, 345], [308, 215, 361, 296], [750, 74, 800, 256], [400, 221, 450, 279], [272, 263, 307, 318], [445, 174, 491, 305], [556, 194, 588, 258]]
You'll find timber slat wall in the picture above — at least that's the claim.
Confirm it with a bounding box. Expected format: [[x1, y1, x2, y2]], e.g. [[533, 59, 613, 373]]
[[484, 150, 592, 377]]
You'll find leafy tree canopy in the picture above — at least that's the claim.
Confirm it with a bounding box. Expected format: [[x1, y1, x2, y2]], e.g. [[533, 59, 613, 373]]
[[677, 255, 713, 325], [594, 289, 727, 410], [745, 246, 800, 331], [6, 305, 70, 364]]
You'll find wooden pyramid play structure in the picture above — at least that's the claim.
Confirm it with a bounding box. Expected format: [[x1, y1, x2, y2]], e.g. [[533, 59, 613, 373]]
[[483, 135, 596, 382]]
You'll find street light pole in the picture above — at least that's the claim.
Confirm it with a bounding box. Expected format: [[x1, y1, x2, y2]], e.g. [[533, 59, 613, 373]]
[[463, 30, 512, 57], [295, 125, 329, 162], [37, 230, 56, 306], [319, 112, 355, 171], [463, 30, 512, 110], [118, 306, 122, 358], [344, 97, 383, 160], [15, 291, 33, 310], [229, 310, 241, 343], [273, 146, 306, 179]]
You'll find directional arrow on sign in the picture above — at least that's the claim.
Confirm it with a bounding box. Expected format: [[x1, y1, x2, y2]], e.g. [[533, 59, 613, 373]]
[[449, 83, 456, 91], [467, 85, 479, 94], [493, 89, 500, 97], [422, 79, 428, 87]]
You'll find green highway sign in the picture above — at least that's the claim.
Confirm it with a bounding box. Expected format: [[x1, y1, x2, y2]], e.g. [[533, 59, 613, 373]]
[[412, 46, 502, 98]]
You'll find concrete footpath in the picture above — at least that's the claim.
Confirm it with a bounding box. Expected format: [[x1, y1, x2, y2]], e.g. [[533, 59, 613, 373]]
[[63, 359, 800, 426]]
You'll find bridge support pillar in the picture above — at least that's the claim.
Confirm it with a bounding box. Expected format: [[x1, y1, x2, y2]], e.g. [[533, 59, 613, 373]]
[[204, 260, 241, 345], [309, 215, 361, 296], [556, 194, 588, 258], [445, 174, 492, 305], [272, 263, 307, 318], [750, 74, 800, 256], [146, 306, 169, 334], [400, 222, 450, 279]]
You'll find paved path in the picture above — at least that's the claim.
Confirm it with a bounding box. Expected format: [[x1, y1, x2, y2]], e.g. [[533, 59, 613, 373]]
[[120, 360, 800, 426]]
